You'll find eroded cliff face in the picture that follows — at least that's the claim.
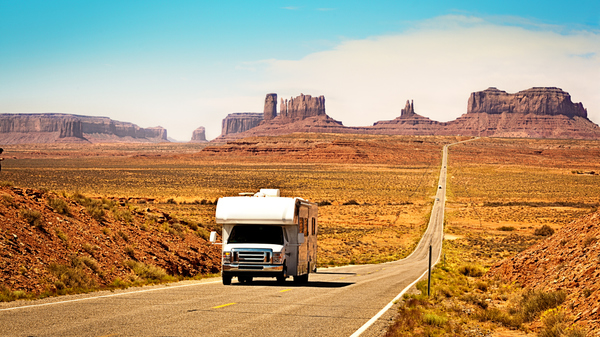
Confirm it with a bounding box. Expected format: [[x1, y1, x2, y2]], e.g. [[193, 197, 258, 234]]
[[221, 113, 264, 136], [467, 87, 587, 117], [278, 94, 326, 120], [0, 113, 168, 144]]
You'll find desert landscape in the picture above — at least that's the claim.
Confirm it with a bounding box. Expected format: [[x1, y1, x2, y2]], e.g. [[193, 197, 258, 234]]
[[1, 134, 599, 335]]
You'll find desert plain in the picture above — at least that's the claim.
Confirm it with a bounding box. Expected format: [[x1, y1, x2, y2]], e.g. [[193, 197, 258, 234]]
[[1, 133, 599, 335]]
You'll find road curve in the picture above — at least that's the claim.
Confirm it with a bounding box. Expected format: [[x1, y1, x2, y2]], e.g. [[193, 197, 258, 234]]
[[0, 143, 457, 337]]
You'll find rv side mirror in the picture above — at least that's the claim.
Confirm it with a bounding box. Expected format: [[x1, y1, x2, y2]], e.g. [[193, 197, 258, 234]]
[[298, 233, 305, 244], [209, 231, 217, 243]]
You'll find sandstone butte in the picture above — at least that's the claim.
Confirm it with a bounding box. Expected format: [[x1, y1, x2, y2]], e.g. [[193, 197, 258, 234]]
[[487, 210, 600, 334], [189, 126, 207, 142], [213, 87, 600, 142], [0, 113, 168, 144]]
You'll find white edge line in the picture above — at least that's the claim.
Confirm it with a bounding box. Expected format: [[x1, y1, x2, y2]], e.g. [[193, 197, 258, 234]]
[[348, 268, 429, 337], [0, 280, 221, 312]]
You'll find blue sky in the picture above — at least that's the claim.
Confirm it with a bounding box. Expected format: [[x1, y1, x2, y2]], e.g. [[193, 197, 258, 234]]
[[1, 1, 599, 140]]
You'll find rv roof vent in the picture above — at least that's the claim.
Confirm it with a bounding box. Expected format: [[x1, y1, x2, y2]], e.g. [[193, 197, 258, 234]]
[[254, 189, 280, 197], [238, 192, 254, 196]]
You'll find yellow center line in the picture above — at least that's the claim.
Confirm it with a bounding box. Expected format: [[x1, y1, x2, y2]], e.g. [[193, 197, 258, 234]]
[[279, 289, 292, 293], [212, 302, 236, 309]]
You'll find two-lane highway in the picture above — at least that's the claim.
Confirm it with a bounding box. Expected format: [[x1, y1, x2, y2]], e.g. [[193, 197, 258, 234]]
[[1, 143, 457, 337]]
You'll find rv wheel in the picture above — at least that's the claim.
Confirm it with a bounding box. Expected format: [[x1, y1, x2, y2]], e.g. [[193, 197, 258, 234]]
[[222, 275, 232, 285], [277, 265, 287, 284], [293, 274, 309, 284]]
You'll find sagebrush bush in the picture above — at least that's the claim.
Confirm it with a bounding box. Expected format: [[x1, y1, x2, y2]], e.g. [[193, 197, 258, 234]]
[[48, 261, 96, 291], [458, 264, 484, 277], [534, 225, 555, 237], [519, 290, 567, 322], [20, 209, 43, 227], [123, 260, 172, 283], [48, 197, 69, 215]]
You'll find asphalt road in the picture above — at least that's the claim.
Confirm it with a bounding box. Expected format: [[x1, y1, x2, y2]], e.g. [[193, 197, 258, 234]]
[[0, 144, 452, 337]]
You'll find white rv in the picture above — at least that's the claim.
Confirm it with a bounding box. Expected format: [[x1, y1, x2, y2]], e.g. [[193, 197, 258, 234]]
[[211, 189, 318, 285]]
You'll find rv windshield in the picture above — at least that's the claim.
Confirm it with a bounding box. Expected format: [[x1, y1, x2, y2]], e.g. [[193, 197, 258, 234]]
[[228, 225, 284, 245]]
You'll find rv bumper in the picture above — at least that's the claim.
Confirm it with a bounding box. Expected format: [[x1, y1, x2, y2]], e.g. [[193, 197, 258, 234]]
[[222, 264, 284, 277]]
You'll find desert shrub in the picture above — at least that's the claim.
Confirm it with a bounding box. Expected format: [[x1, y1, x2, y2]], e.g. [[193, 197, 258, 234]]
[[20, 209, 43, 227], [475, 307, 522, 329], [48, 262, 95, 291], [72, 256, 101, 275], [109, 277, 129, 289], [0, 285, 29, 302], [519, 290, 567, 322], [186, 221, 199, 231], [384, 306, 423, 336], [168, 223, 186, 238], [458, 264, 484, 277], [497, 226, 515, 231], [317, 200, 332, 206], [196, 227, 211, 240], [475, 281, 489, 292], [124, 246, 135, 258], [55, 229, 68, 243], [1, 194, 15, 207], [102, 227, 112, 235], [86, 204, 105, 221], [117, 230, 129, 242], [343, 200, 360, 205], [422, 313, 447, 327], [82, 243, 98, 255], [534, 225, 555, 237], [583, 236, 597, 247], [0, 181, 13, 187], [166, 198, 177, 204], [71, 192, 105, 221], [48, 197, 69, 215], [113, 208, 133, 223], [539, 308, 586, 337], [123, 260, 172, 283]]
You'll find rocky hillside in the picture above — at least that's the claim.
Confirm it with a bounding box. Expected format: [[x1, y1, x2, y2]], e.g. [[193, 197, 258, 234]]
[[0, 113, 168, 144], [487, 210, 600, 333], [0, 185, 220, 298]]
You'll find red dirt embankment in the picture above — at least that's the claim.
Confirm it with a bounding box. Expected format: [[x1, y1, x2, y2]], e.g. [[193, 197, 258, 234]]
[[487, 210, 600, 333], [0, 185, 220, 296]]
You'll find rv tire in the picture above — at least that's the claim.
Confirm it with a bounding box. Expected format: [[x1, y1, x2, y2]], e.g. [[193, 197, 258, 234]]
[[294, 274, 309, 284], [222, 275, 232, 285], [277, 265, 287, 284]]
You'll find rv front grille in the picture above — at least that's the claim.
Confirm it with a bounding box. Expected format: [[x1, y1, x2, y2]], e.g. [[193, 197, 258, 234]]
[[232, 249, 272, 264]]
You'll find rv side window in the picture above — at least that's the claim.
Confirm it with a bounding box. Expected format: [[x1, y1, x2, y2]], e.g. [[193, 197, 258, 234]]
[[228, 225, 284, 245], [311, 218, 316, 236]]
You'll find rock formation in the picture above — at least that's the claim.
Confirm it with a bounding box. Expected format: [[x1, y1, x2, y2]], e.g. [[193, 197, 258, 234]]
[[401, 100, 415, 117], [221, 113, 263, 136], [467, 87, 587, 117], [279, 94, 326, 120], [263, 93, 277, 121], [190, 126, 207, 142], [0, 113, 168, 144]]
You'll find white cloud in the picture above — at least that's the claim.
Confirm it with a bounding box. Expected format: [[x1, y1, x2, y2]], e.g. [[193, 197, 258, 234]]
[[254, 15, 600, 127]]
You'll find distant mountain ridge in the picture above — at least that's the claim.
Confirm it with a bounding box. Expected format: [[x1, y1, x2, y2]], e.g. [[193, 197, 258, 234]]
[[0, 113, 168, 144], [214, 87, 600, 141]]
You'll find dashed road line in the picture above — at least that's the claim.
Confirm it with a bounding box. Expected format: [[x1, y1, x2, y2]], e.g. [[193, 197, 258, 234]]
[[212, 303, 236, 309]]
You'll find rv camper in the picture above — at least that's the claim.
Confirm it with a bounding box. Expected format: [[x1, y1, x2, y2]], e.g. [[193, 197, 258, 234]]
[[211, 189, 318, 285]]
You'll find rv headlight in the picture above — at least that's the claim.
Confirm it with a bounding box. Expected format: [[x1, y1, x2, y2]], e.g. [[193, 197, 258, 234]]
[[223, 251, 231, 263], [273, 252, 284, 264]]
